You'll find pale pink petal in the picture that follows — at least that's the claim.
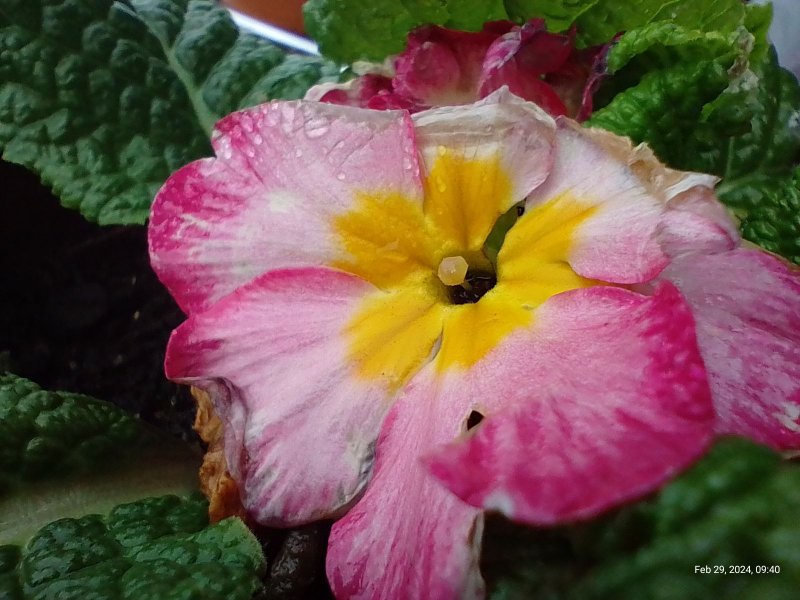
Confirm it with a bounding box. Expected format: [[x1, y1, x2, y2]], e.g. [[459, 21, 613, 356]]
[[525, 118, 669, 284], [413, 88, 556, 209], [165, 267, 394, 526], [393, 24, 512, 107], [327, 368, 484, 600], [661, 249, 800, 449], [149, 101, 422, 313], [426, 283, 714, 524], [657, 185, 740, 256]]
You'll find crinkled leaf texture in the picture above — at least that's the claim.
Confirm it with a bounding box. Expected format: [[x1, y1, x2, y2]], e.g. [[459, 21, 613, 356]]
[[304, 0, 508, 63], [719, 167, 800, 264], [304, 0, 748, 62], [0, 374, 265, 598], [0, 494, 263, 600], [588, 47, 800, 260], [0, 373, 199, 543], [0, 0, 340, 224], [486, 438, 800, 599], [574, 0, 745, 47]]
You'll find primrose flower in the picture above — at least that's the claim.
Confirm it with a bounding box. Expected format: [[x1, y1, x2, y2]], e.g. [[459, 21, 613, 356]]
[[307, 19, 609, 120], [149, 90, 800, 599]]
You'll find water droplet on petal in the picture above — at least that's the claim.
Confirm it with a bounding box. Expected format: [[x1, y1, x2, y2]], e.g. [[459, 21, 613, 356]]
[[295, 148, 303, 158], [305, 117, 331, 139], [337, 172, 347, 181]]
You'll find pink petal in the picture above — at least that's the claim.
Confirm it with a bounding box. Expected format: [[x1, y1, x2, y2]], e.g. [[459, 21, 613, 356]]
[[165, 267, 393, 525], [661, 248, 800, 449], [657, 185, 740, 256], [479, 20, 572, 116], [426, 283, 715, 524], [525, 118, 669, 284], [393, 23, 513, 107], [327, 368, 484, 600], [149, 101, 422, 313]]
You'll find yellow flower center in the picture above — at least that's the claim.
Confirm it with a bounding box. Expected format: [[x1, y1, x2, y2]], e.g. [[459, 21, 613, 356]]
[[332, 150, 598, 391]]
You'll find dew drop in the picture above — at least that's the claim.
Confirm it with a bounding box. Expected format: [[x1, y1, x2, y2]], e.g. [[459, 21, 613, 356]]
[[305, 117, 331, 139], [337, 172, 347, 181], [295, 148, 303, 158]]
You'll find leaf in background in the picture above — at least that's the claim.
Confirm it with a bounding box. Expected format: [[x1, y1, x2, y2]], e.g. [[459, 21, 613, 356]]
[[575, 0, 745, 47], [718, 168, 800, 264], [588, 43, 800, 263], [0, 494, 264, 600], [586, 60, 733, 166], [0, 0, 340, 225], [0, 373, 265, 598], [503, 0, 598, 32], [304, 0, 507, 63], [743, 1, 772, 64], [0, 373, 142, 492], [695, 48, 800, 182], [604, 22, 739, 75], [486, 438, 800, 600], [0, 373, 201, 544]]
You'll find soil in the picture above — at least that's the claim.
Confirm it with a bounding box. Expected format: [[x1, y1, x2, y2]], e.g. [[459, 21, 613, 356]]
[[0, 159, 333, 599]]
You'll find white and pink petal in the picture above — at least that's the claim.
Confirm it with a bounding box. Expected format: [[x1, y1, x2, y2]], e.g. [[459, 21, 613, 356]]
[[661, 248, 800, 450], [149, 101, 422, 313], [327, 367, 484, 600], [525, 119, 671, 284], [427, 283, 715, 524], [165, 267, 393, 526]]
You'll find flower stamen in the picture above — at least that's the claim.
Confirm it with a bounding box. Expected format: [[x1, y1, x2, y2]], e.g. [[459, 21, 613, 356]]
[[437, 256, 469, 286]]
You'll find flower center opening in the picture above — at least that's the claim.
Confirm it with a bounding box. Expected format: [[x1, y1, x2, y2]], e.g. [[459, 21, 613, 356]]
[[438, 256, 497, 305]]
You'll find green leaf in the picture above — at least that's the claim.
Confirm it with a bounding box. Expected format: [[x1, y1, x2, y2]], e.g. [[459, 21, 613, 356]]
[[304, 0, 507, 63], [0, 373, 142, 490], [575, 0, 745, 47], [0, 374, 265, 598], [486, 438, 800, 600], [503, 0, 599, 32], [743, 1, 772, 64], [605, 22, 740, 75], [718, 168, 800, 264], [0, 495, 264, 599], [0, 0, 340, 225], [0, 374, 202, 545], [697, 48, 800, 182], [587, 59, 733, 166]]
